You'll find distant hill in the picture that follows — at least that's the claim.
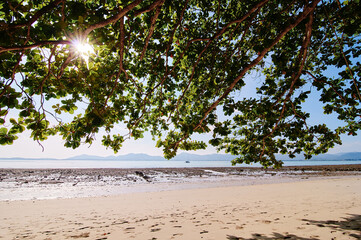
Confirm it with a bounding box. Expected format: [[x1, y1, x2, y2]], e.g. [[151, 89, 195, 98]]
[[332, 152, 361, 160], [276, 152, 361, 161]]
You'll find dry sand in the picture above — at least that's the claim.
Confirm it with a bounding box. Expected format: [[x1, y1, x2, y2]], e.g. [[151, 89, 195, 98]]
[[1, 176, 360, 240]]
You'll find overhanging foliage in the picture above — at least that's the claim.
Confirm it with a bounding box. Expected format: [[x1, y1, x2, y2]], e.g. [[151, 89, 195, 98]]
[[1, 0, 360, 167]]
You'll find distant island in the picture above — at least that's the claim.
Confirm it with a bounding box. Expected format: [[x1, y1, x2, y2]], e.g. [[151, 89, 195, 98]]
[[1, 152, 361, 161]]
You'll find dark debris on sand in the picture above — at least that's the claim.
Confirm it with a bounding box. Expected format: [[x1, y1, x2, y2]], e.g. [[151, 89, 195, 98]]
[[0, 164, 360, 185]]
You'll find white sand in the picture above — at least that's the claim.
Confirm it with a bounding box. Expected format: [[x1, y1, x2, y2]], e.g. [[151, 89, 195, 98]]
[[1, 176, 360, 239]]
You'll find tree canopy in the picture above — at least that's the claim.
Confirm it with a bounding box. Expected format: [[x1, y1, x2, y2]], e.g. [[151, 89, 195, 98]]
[[1, 0, 360, 167]]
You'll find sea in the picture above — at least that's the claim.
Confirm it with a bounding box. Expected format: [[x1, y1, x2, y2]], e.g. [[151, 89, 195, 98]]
[[1, 159, 361, 169]]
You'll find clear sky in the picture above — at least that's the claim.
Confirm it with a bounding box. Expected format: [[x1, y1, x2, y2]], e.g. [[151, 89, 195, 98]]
[[0, 129, 221, 158], [1, 126, 360, 159], [1, 119, 360, 159]]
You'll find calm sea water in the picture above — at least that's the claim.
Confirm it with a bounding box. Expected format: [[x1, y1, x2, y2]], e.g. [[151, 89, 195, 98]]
[[0, 159, 361, 168]]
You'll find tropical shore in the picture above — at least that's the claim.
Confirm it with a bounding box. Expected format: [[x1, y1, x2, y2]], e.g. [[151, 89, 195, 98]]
[[1, 165, 361, 239]]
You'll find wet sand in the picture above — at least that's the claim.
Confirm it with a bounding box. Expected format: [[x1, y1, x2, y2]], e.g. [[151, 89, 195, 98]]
[[0, 165, 360, 239], [1, 165, 361, 201]]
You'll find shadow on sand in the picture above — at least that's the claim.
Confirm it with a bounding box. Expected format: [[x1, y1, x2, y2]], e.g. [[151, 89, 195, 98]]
[[302, 214, 361, 239], [226, 214, 361, 240], [227, 233, 318, 240]]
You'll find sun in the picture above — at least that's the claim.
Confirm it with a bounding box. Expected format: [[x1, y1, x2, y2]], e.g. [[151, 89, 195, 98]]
[[71, 38, 95, 68]]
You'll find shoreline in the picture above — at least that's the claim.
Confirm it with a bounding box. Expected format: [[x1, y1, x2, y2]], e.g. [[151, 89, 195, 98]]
[[1, 164, 361, 201]]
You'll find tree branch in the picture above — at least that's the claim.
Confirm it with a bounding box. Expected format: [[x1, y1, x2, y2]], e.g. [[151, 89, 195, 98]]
[[171, 0, 266, 118], [211, 0, 269, 40], [83, 0, 144, 36], [278, 8, 314, 122], [140, 1, 164, 61], [305, 71, 347, 104], [194, 0, 321, 131], [2, 0, 65, 31], [119, 17, 125, 70], [322, 3, 361, 101], [133, 0, 164, 17], [57, 53, 74, 80], [259, 9, 314, 159], [0, 40, 70, 53], [118, 17, 143, 94]]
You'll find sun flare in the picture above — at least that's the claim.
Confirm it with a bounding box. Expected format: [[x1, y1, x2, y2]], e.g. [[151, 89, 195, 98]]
[[72, 38, 95, 68]]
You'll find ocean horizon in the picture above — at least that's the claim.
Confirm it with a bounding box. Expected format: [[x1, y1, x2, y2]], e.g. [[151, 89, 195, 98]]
[[1, 158, 361, 169]]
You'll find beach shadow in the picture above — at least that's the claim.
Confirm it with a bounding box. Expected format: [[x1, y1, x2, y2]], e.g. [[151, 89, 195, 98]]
[[228, 214, 361, 240], [227, 233, 318, 240], [302, 214, 361, 239]]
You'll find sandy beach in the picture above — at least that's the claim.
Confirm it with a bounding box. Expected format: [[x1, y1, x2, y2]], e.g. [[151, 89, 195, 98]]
[[0, 166, 360, 239]]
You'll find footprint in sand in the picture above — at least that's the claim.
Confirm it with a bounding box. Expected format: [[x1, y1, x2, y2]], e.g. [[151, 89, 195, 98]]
[[173, 233, 183, 236], [262, 220, 272, 224], [150, 228, 161, 232], [70, 232, 90, 238]]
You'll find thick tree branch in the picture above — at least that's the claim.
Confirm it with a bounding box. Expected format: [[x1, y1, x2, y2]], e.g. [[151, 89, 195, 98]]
[[278, 9, 314, 122], [140, 1, 164, 61], [167, 0, 266, 87], [118, 17, 142, 94], [172, 1, 266, 118], [83, 0, 143, 36], [259, 10, 314, 159], [137, 0, 190, 119], [134, 0, 164, 17], [0, 40, 71, 53], [119, 17, 125, 70], [194, 0, 321, 131]]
